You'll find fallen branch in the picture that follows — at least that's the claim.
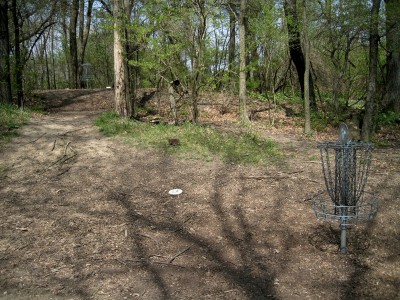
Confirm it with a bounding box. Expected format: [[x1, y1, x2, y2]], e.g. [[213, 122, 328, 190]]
[[242, 171, 305, 181], [15, 227, 29, 231], [64, 141, 71, 156], [168, 245, 192, 263], [116, 258, 186, 268], [44, 155, 66, 170], [23, 133, 46, 145], [56, 168, 70, 176], [41, 152, 77, 174], [250, 105, 276, 115], [153, 261, 186, 268], [51, 139, 56, 151], [61, 127, 89, 136], [61, 153, 77, 164]]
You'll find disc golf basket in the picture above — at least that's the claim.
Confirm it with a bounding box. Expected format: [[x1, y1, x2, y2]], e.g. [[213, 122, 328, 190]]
[[311, 124, 378, 253], [81, 63, 94, 89]]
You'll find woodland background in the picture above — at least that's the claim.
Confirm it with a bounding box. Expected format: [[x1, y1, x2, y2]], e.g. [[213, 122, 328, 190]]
[[0, 0, 399, 140]]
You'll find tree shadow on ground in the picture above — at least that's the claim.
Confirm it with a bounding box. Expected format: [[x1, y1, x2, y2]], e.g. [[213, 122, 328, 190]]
[[30, 89, 113, 112], [110, 160, 280, 299]]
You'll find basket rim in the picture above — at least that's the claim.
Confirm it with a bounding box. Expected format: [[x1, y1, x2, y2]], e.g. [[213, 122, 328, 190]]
[[311, 190, 378, 225]]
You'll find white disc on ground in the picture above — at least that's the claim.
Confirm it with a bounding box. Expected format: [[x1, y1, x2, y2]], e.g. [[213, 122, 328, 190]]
[[168, 189, 183, 195]]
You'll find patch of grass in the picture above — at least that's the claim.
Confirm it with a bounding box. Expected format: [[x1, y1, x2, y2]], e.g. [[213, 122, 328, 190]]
[[0, 163, 10, 178], [96, 112, 279, 165], [0, 103, 31, 144], [308, 154, 319, 162], [372, 139, 391, 148]]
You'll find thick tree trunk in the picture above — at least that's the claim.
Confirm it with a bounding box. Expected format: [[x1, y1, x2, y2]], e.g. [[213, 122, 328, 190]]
[[283, 0, 317, 111], [191, 0, 206, 124], [362, 0, 381, 141], [0, 0, 11, 103], [114, 0, 131, 117], [12, 0, 23, 108], [384, 0, 400, 112], [238, 0, 249, 123], [124, 0, 138, 118], [69, 0, 79, 88]]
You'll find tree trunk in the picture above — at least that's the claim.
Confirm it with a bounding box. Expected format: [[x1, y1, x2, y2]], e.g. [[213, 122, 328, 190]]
[[69, 0, 79, 88], [77, 0, 85, 82], [0, 0, 11, 103], [302, 0, 311, 134], [114, 0, 131, 117], [283, 0, 317, 111], [123, 0, 138, 118], [383, 0, 400, 113], [51, 26, 57, 89], [191, 72, 199, 123], [228, 1, 236, 89], [78, 0, 84, 49], [44, 32, 51, 89], [12, 0, 23, 108], [78, 0, 94, 87], [238, 0, 249, 123], [191, 0, 206, 124], [362, 0, 381, 141]]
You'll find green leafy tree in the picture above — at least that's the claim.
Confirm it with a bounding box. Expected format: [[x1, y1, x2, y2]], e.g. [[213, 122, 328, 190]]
[[10, 0, 56, 107], [315, 0, 371, 112]]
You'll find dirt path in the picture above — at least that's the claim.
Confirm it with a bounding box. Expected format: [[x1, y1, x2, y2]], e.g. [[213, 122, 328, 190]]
[[0, 90, 399, 299]]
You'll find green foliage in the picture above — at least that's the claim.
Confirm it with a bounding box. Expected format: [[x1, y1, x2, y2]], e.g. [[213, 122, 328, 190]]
[[287, 94, 304, 105], [10, 0, 386, 131], [311, 111, 330, 132], [377, 111, 400, 127], [0, 103, 31, 129], [249, 91, 268, 102], [0, 103, 31, 145], [85, 20, 114, 87], [95, 112, 279, 165]]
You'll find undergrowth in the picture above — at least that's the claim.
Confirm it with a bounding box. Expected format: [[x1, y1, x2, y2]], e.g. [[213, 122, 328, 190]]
[[96, 112, 279, 165], [0, 103, 31, 145]]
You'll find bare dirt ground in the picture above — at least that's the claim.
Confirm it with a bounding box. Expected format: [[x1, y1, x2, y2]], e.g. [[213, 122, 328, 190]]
[[0, 89, 399, 299]]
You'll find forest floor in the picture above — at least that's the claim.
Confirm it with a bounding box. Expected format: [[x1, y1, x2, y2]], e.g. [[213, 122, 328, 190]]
[[0, 89, 399, 299]]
